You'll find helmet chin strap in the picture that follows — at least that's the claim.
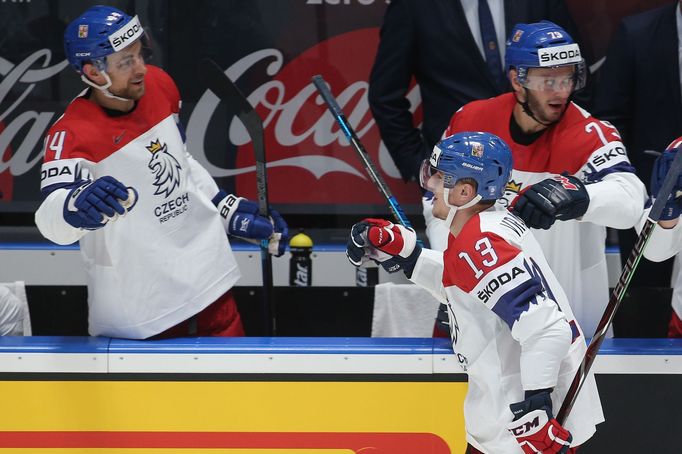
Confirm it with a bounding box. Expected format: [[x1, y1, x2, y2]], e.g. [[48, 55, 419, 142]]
[[80, 72, 133, 102], [443, 187, 483, 228], [516, 88, 554, 127]]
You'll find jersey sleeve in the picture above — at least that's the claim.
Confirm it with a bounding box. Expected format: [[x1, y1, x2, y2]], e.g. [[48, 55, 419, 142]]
[[640, 207, 682, 262], [409, 247, 448, 304], [576, 121, 647, 228], [40, 125, 89, 195], [449, 231, 572, 390], [35, 124, 92, 245]]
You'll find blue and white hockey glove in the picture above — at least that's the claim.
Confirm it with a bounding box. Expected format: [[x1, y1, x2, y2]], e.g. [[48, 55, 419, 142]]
[[651, 146, 682, 220], [213, 190, 288, 257], [347, 218, 421, 278], [512, 174, 589, 229], [507, 390, 572, 454], [63, 176, 137, 230]]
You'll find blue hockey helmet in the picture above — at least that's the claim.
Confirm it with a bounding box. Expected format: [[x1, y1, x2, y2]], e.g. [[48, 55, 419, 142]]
[[505, 21, 586, 91], [420, 132, 513, 201], [64, 5, 144, 74]]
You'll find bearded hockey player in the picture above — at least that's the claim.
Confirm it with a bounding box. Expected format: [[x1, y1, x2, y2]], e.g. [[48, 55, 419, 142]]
[[35, 5, 287, 339], [425, 21, 647, 338]]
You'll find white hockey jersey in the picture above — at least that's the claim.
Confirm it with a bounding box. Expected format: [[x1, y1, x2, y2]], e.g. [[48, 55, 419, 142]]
[[411, 206, 603, 452], [427, 94, 647, 337], [35, 65, 240, 339]]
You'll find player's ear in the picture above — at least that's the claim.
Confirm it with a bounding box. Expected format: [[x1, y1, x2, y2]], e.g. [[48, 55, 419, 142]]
[[509, 68, 524, 96], [457, 182, 477, 203], [82, 62, 104, 84]]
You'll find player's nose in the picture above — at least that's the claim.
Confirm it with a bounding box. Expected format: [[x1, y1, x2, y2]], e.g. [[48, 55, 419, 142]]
[[133, 56, 147, 76]]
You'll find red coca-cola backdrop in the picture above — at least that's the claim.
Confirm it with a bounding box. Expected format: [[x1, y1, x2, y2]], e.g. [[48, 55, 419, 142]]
[[0, 0, 673, 216]]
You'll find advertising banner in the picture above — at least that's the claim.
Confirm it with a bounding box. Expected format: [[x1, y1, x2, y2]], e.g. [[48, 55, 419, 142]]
[[0, 0, 672, 215]]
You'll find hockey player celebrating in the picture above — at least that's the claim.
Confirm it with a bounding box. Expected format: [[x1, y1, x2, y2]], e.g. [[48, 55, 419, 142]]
[[640, 137, 682, 337], [35, 6, 287, 339], [426, 21, 647, 337], [347, 132, 603, 453]]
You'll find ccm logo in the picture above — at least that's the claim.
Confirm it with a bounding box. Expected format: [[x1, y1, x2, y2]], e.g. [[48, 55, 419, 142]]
[[477, 266, 525, 304], [509, 416, 541, 436]]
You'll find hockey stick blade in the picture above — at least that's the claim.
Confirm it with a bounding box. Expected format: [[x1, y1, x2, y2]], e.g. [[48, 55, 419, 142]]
[[199, 58, 275, 335], [557, 147, 682, 424], [311, 74, 413, 229]]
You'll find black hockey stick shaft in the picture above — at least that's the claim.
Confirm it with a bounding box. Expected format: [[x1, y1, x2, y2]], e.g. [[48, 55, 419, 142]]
[[200, 58, 275, 336], [311, 75, 413, 228], [557, 147, 682, 425]]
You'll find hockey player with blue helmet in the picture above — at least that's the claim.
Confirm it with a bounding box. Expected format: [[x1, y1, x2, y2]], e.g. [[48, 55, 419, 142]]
[[63, 5, 150, 101], [437, 21, 646, 344], [35, 5, 289, 339], [346, 131, 603, 453], [505, 20, 586, 127]]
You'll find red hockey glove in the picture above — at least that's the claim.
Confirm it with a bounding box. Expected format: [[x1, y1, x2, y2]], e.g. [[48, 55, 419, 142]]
[[347, 218, 421, 278], [507, 391, 572, 454]]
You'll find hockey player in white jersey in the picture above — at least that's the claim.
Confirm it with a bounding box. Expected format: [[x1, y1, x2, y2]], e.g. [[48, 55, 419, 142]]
[[347, 132, 603, 453], [34, 6, 288, 339], [428, 21, 647, 338], [639, 137, 682, 337]]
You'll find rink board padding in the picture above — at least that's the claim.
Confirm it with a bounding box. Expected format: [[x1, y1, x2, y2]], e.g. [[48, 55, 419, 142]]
[[0, 377, 464, 453], [1, 338, 681, 453], [0, 337, 467, 453]]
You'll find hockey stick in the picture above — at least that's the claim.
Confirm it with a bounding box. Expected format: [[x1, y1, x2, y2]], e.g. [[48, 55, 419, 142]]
[[557, 147, 682, 425], [311, 75, 413, 229], [200, 58, 276, 336]]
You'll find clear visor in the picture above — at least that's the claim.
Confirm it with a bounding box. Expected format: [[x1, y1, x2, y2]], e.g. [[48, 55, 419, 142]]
[[517, 61, 586, 92], [419, 159, 455, 191], [522, 73, 575, 92], [103, 32, 153, 75]]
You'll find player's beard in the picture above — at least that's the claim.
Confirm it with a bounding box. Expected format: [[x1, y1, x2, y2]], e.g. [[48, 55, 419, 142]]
[[526, 90, 568, 125], [115, 80, 145, 101], [108, 75, 146, 101]]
